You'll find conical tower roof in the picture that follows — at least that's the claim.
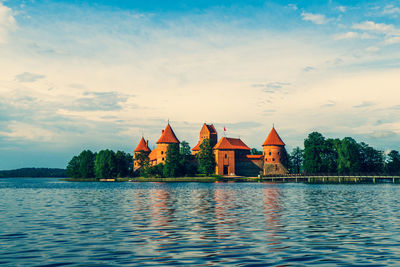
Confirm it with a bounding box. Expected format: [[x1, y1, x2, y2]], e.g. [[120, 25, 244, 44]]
[[134, 137, 151, 152], [156, 123, 180, 144], [262, 127, 285, 146]]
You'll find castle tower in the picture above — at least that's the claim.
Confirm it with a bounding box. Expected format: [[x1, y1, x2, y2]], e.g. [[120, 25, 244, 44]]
[[192, 123, 218, 155], [133, 137, 151, 170], [150, 123, 180, 165], [262, 127, 288, 175]]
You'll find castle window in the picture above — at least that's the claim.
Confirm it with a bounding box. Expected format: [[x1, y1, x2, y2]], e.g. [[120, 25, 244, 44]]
[[278, 152, 280, 155], [273, 158, 275, 161], [225, 154, 227, 158], [269, 152, 271, 155], [265, 159, 268, 162], [161, 151, 164, 154], [162, 157, 164, 161]]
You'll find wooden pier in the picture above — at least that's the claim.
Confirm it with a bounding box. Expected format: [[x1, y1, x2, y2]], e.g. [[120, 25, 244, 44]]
[[256, 175, 400, 183]]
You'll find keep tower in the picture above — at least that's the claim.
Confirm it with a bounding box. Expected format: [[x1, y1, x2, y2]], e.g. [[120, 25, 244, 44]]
[[262, 127, 288, 175]]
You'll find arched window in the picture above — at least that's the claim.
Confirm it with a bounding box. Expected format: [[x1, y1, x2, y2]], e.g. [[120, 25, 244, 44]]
[[272, 158, 275, 161], [269, 152, 271, 155], [225, 154, 227, 158]]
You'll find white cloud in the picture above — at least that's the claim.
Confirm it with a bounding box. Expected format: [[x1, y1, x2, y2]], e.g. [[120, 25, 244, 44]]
[[385, 36, 400, 45], [338, 6, 346, 13], [352, 21, 395, 34], [382, 5, 400, 15], [366, 46, 380, 52], [334, 31, 374, 40], [0, 3, 16, 43], [301, 12, 330, 25]]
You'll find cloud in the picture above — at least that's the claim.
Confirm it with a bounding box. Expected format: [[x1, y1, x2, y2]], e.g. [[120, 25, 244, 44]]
[[382, 5, 400, 15], [321, 100, 336, 108], [334, 31, 374, 40], [352, 21, 395, 34], [338, 6, 346, 13], [303, 66, 315, 72], [385, 36, 400, 45], [0, 3, 16, 43], [253, 82, 290, 93], [301, 12, 330, 25], [369, 130, 398, 139], [70, 91, 130, 111], [366, 46, 379, 52], [287, 4, 298, 10], [353, 101, 374, 108], [15, 72, 46, 83]]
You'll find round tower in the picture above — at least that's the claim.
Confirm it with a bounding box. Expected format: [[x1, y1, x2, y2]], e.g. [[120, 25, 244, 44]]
[[262, 127, 288, 175]]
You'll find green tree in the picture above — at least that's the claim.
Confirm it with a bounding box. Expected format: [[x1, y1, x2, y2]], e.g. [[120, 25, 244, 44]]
[[303, 132, 326, 174], [337, 137, 361, 174], [359, 142, 384, 174], [78, 150, 96, 178], [324, 138, 339, 173], [66, 156, 80, 178], [179, 141, 197, 177], [115, 151, 133, 177], [180, 141, 191, 156], [387, 150, 400, 175], [163, 143, 183, 177], [289, 147, 303, 174], [250, 148, 262, 155], [94, 149, 117, 178], [196, 138, 216, 176]]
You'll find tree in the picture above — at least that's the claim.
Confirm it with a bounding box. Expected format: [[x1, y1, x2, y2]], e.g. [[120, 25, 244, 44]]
[[78, 150, 96, 178], [180, 141, 191, 157], [303, 132, 326, 174], [289, 147, 303, 174], [135, 151, 149, 170], [337, 137, 361, 174], [94, 149, 117, 178], [387, 150, 400, 175], [163, 143, 183, 177], [359, 142, 384, 174], [115, 151, 133, 177], [196, 138, 216, 176], [66, 156, 80, 178], [250, 148, 262, 155], [180, 141, 197, 177]]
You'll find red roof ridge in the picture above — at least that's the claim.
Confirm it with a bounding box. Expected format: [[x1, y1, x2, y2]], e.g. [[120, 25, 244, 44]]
[[134, 137, 151, 152], [156, 123, 180, 144], [262, 127, 285, 146], [214, 137, 250, 150]]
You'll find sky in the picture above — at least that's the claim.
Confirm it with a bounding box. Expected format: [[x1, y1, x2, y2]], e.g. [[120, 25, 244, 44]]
[[0, 0, 399, 169]]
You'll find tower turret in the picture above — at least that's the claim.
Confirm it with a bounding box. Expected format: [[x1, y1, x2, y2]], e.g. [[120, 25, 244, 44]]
[[262, 127, 288, 175]]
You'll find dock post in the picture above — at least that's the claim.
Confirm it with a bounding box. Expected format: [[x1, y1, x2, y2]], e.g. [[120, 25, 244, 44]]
[[393, 177, 395, 184], [308, 177, 311, 183], [373, 177, 376, 183], [296, 177, 298, 183]]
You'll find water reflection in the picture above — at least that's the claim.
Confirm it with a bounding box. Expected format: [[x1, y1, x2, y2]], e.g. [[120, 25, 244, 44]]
[[2, 179, 400, 265]]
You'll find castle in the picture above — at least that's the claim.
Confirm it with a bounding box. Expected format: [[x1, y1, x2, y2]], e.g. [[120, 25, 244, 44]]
[[134, 123, 288, 176]]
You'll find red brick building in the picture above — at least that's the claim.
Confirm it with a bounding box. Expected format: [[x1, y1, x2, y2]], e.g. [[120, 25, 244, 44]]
[[133, 122, 288, 177]]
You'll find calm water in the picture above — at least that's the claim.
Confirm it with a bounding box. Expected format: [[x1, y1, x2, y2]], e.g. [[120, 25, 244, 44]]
[[1, 179, 400, 266]]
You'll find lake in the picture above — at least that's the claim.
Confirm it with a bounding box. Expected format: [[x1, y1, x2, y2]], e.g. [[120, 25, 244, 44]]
[[1, 178, 400, 266]]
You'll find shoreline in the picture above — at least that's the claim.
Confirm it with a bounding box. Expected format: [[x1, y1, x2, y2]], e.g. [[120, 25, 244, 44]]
[[61, 175, 400, 183]]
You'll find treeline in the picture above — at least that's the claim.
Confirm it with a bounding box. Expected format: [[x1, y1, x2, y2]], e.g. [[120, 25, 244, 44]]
[[66, 150, 133, 179], [137, 140, 215, 178], [0, 168, 66, 178], [287, 132, 400, 175]]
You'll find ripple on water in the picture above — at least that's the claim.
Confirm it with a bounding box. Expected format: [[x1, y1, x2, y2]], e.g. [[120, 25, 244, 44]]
[[1, 179, 400, 265]]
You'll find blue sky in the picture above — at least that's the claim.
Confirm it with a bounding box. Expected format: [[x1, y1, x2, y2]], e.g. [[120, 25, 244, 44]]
[[0, 0, 400, 169]]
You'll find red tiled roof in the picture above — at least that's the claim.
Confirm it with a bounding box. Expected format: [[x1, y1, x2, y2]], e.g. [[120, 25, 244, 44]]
[[149, 148, 157, 161], [156, 124, 180, 144], [192, 141, 201, 151], [134, 137, 151, 152], [213, 137, 251, 150], [262, 127, 285, 146], [246, 155, 263, 159]]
